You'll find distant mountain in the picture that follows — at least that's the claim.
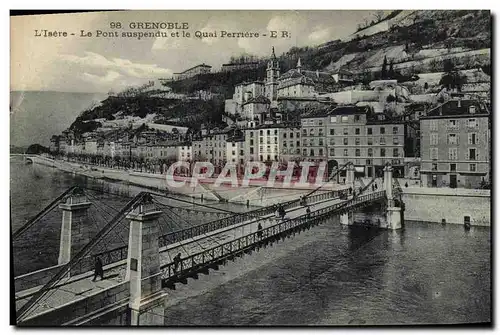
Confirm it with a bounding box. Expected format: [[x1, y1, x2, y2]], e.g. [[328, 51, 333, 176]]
[[10, 91, 107, 147]]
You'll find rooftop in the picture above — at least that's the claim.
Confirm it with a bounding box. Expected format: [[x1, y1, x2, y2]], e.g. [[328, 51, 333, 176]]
[[423, 99, 489, 118]]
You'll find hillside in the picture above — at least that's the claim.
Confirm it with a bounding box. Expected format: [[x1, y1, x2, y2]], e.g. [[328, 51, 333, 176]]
[[70, 10, 490, 134], [70, 95, 225, 135]]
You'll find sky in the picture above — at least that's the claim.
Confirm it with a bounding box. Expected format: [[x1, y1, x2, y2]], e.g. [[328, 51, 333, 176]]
[[11, 10, 382, 93]]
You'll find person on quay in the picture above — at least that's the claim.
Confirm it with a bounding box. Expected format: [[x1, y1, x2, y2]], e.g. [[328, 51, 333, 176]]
[[173, 253, 182, 273], [257, 223, 263, 239]]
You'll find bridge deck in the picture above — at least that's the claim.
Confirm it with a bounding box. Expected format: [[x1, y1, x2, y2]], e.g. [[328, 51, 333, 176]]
[[15, 188, 385, 321]]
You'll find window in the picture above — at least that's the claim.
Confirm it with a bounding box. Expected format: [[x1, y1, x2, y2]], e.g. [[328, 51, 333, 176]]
[[448, 148, 458, 160], [450, 163, 456, 172], [343, 128, 348, 135], [430, 148, 438, 160], [468, 133, 477, 145], [250, 139, 254, 146], [393, 148, 399, 157], [290, 132, 294, 139], [283, 133, 287, 139], [367, 127, 372, 135], [310, 149, 315, 156], [393, 137, 399, 145], [380, 137, 386, 145], [250, 132, 254, 138], [430, 133, 438, 145], [274, 137, 278, 144], [355, 138, 360, 145], [341, 116, 348, 123], [380, 127, 385, 134], [290, 141, 294, 147], [330, 148, 335, 156], [274, 130, 278, 135], [355, 128, 360, 135], [232, 150, 236, 155], [240, 150, 244, 155], [430, 120, 438, 131], [469, 106, 476, 114], [355, 149, 360, 157], [469, 163, 477, 172], [343, 138, 348, 145], [318, 129, 324, 136], [330, 129, 335, 135], [432, 163, 438, 171], [267, 130, 271, 135], [368, 148, 373, 157], [468, 148, 476, 161], [303, 140, 307, 146], [283, 142, 287, 147], [330, 116, 337, 123], [366, 159, 372, 165], [303, 149, 307, 156], [259, 138, 263, 144], [447, 134, 457, 145], [393, 126, 398, 134], [367, 138, 373, 145], [302, 129, 307, 136], [447, 119, 459, 130], [296, 141, 300, 147], [318, 120, 323, 126], [232, 142, 236, 147], [310, 128, 315, 135], [309, 138, 315, 146], [318, 138, 324, 146], [260, 130, 263, 136], [380, 148, 386, 157], [354, 115, 360, 122], [343, 149, 348, 156], [468, 118, 478, 128], [330, 138, 335, 146], [319, 148, 324, 156]]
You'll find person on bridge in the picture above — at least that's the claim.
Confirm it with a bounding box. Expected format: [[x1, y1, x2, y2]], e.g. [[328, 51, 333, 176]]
[[92, 257, 104, 282], [306, 206, 311, 219], [173, 253, 182, 273], [257, 223, 263, 239], [348, 187, 353, 195], [278, 205, 286, 220]]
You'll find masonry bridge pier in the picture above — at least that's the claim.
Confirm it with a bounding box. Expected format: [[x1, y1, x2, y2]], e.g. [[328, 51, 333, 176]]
[[13, 163, 403, 326]]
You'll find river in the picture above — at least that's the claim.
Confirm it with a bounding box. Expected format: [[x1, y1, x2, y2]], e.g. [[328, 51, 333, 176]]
[[10, 156, 491, 325]]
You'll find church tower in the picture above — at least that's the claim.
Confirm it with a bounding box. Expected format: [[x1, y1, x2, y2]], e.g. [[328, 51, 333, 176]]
[[265, 46, 280, 102]]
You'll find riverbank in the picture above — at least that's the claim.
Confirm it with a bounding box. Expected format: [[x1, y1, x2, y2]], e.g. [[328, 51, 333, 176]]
[[28, 155, 491, 226]]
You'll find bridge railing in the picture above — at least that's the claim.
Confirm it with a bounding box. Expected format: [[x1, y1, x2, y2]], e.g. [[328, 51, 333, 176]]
[[158, 189, 345, 248], [160, 190, 386, 281]]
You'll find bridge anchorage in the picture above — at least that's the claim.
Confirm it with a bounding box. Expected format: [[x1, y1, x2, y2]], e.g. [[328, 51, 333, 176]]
[[13, 162, 404, 326]]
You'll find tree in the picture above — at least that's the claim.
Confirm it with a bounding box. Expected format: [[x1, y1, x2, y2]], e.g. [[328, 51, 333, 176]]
[[381, 56, 388, 79], [388, 60, 395, 79]]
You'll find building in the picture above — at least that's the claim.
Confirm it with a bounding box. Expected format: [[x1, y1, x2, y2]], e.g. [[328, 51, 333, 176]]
[[220, 62, 260, 72], [49, 135, 60, 153], [419, 99, 490, 188], [301, 109, 328, 161], [192, 129, 229, 165], [177, 144, 192, 162], [172, 64, 212, 80], [332, 68, 354, 85], [301, 105, 407, 179]]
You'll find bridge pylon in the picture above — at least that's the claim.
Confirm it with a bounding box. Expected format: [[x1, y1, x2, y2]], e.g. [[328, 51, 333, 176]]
[[125, 193, 167, 326], [383, 163, 402, 230], [58, 187, 92, 267]]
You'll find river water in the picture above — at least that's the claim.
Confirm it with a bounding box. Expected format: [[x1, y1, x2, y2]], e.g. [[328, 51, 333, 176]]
[[10, 156, 491, 325]]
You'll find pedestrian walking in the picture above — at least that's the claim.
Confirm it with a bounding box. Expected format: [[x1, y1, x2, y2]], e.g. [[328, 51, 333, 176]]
[[405, 182, 408, 188], [173, 253, 182, 273], [92, 257, 104, 282], [257, 223, 263, 239], [306, 206, 311, 219]]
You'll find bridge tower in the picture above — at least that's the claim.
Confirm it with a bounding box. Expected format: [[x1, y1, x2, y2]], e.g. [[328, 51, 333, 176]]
[[125, 194, 167, 326], [383, 163, 402, 230], [58, 188, 92, 266], [346, 162, 355, 187]]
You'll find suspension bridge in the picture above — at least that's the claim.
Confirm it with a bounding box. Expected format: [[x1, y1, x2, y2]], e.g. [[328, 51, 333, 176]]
[[12, 162, 404, 326]]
